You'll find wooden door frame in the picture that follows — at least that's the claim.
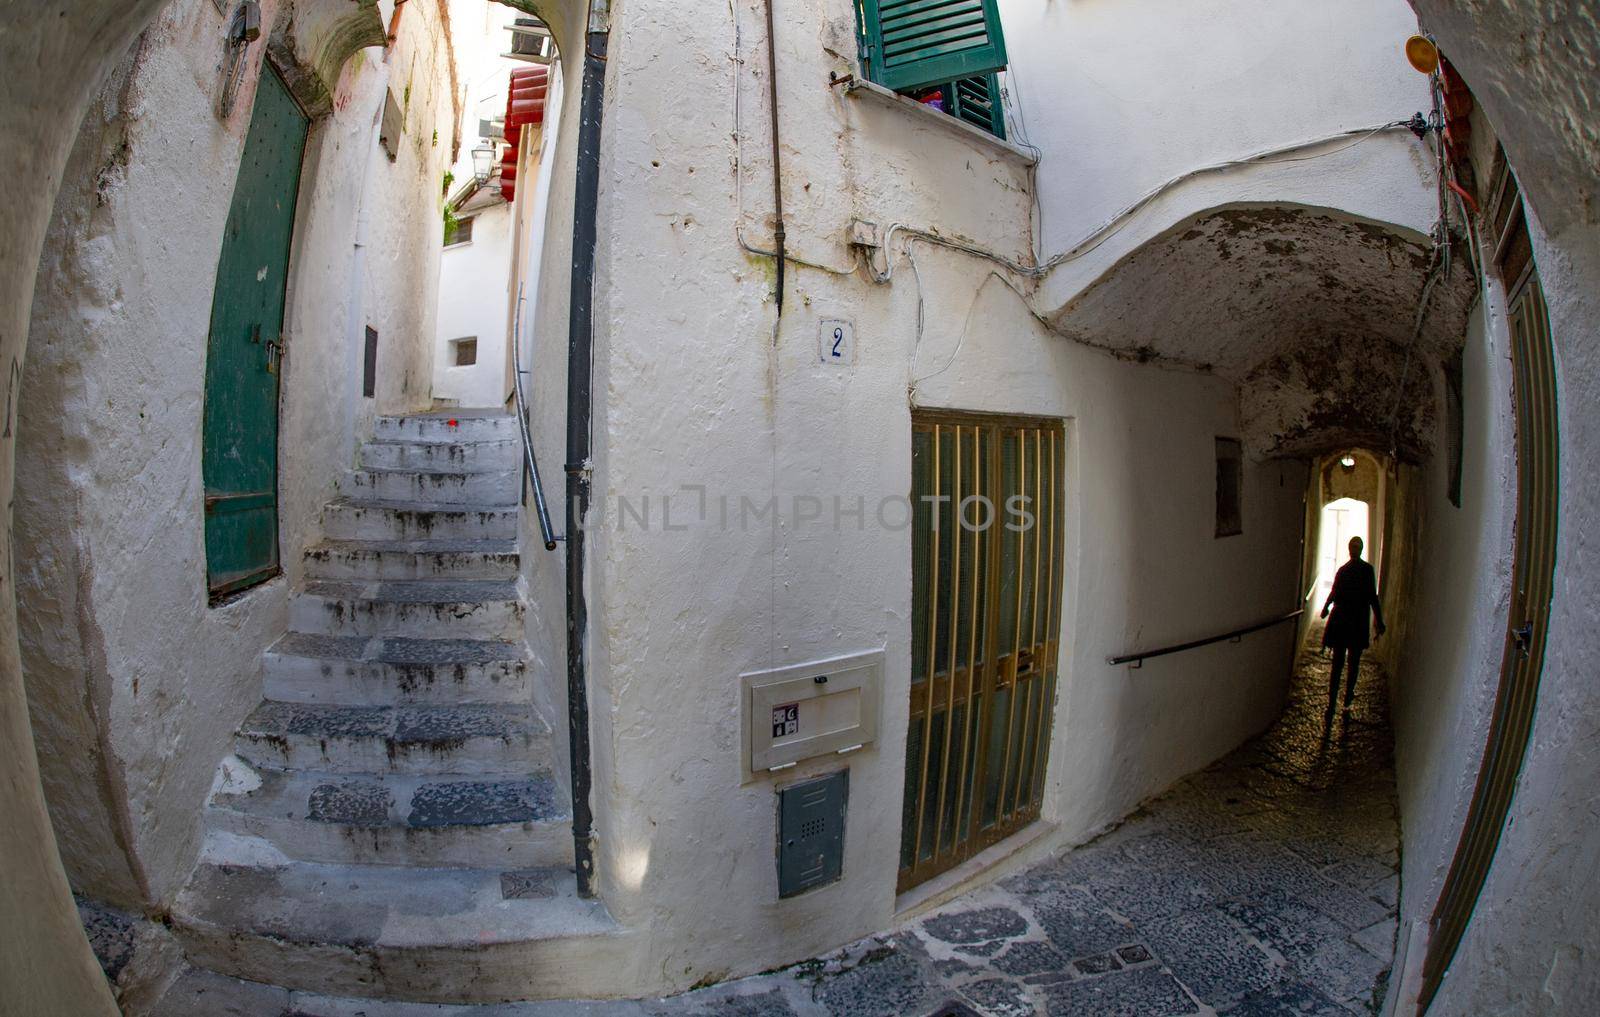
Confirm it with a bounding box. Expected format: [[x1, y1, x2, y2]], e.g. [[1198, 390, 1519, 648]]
[[202, 60, 312, 602], [1417, 216, 1560, 1009]]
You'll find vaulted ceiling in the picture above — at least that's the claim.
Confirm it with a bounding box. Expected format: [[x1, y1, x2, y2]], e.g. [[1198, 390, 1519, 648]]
[[1049, 204, 1479, 461]]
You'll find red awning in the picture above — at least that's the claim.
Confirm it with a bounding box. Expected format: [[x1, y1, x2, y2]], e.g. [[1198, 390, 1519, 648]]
[[501, 66, 549, 201]]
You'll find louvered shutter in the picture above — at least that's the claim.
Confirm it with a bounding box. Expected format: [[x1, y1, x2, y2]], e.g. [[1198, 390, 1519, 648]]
[[946, 74, 1005, 139], [859, 0, 1008, 94]]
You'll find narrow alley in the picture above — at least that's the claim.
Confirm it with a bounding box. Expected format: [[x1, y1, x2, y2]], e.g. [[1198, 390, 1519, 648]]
[[154, 652, 1400, 1015], [5, 1, 1598, 1014]]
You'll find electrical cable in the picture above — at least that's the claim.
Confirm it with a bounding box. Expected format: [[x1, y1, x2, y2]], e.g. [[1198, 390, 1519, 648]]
[[729, 0, 859, 278], [865, 120, 1416, 286], [1383, 72, 1454, 459]]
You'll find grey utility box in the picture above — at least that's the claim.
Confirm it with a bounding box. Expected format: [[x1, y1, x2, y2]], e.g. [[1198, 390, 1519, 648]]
[[741, 649, 882, 780], [777, 769, 848, 898]]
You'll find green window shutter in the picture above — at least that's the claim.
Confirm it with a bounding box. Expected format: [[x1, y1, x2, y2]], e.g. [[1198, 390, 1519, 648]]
[[859, 0, 1008, 94], [946, 74, 1005, 139]]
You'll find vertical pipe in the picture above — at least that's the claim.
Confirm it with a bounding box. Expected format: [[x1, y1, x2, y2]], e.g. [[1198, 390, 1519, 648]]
[[912, 426, 941, 866], [565, 0, 609, 900], [761, 0, 786, 313]]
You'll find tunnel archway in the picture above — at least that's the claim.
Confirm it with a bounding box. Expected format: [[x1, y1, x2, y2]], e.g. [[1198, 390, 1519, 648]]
[[1051, 202, 1477, 463]]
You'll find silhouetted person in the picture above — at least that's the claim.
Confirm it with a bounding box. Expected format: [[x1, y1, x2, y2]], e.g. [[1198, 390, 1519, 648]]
[[1320, 535, 1385, 719]]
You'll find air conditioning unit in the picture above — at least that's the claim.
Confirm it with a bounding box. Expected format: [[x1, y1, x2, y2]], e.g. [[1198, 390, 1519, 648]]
[[508, 19, 550, 57]]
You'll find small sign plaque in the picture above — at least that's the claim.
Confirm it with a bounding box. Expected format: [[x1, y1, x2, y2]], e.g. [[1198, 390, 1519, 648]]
[[772, 703, 800, 738], [819, 318, 855, 366]]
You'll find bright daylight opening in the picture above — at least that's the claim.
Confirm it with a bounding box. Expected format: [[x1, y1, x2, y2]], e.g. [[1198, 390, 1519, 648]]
[[1314, 497, 1370, 611]]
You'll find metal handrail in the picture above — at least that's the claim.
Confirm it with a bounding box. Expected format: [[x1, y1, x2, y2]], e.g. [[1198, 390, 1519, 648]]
[[1107, 609, 1305, 668], [512, 283, 560, 550]]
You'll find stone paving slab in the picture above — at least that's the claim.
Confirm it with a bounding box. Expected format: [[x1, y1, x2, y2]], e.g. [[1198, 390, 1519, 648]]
[[154, 655, 1398, 1016]]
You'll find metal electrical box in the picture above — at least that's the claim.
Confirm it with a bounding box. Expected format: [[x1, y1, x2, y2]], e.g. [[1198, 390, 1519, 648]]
[[742, 649, 882, 780], [778, 770, 848, 898]]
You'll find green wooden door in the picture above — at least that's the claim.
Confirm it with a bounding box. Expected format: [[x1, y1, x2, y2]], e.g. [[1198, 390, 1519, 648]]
[[203, 66, 309, 598]]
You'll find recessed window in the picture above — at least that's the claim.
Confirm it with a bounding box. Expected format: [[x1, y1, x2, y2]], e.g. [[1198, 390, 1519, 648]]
[[444, 215, 475, 247], [855, 0, 1010, 139], [451, 337, 478, 367], [1215, 437, 1243, 538], [362, 326, 378, 398]]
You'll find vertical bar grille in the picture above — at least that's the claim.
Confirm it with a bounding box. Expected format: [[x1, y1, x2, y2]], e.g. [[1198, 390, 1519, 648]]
[[902, 412, 1064, 894]]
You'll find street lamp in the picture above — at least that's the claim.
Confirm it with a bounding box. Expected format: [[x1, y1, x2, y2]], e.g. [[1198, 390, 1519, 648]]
[[471, 144, 496, 186]]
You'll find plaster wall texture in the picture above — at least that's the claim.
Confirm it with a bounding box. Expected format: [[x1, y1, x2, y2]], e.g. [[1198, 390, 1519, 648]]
[[1376, 2, 1600, 1005], [1386, 294, 1514, 999], [1410, 219, 1600, 1017], [13, 0, 458, 938], [360, 0, 458, 419], [513, 56, 573, 797], [571, 0, 1320, 992], [0, 0, 209, 1006], [430, 0, 523, 407], [434, 198, 515, 406], [1001, 0, 1433, 272]]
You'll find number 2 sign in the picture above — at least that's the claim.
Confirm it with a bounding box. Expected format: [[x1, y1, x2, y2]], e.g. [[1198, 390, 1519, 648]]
[[818, 318, 855, 367]]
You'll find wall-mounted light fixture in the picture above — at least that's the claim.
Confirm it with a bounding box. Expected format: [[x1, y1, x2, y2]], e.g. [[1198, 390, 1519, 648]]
[[1405, 34, 1440, 75], [471, 144, 496, 186]]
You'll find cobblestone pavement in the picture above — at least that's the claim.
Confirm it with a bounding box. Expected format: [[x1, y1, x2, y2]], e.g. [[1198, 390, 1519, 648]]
[[162, 652, 1399, 1016]]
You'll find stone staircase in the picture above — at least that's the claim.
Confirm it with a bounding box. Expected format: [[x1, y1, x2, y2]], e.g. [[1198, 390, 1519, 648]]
[[170, 412, 623, 1003]]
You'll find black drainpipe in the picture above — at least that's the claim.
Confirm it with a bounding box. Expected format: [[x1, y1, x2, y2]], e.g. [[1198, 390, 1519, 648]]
[[762, 0, 785, 313], [565, 0, 608, 901]]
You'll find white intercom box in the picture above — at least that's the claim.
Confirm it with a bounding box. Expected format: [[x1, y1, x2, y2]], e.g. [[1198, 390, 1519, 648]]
[[741, 649, 883, 781]]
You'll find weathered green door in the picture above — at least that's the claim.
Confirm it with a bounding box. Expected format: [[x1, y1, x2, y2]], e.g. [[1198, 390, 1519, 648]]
[[203, 66, 308, 598]]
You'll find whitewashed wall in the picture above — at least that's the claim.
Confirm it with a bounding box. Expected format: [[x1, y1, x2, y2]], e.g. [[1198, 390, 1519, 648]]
[[570, 0, 1401, 993], [433, 199, 514, 406], [13, 0, 456, 954]]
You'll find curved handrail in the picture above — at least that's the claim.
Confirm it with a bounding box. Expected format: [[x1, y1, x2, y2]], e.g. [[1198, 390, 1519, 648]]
[[512, 283, 559, 550], [1108, 609, 1305, 668]]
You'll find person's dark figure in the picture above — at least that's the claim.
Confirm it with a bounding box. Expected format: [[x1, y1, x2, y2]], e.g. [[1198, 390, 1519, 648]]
[[1320, 535, 1385, 721]]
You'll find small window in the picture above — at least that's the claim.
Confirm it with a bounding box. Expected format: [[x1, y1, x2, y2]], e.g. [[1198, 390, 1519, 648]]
[[856, 0, 1009, 139], [363, 326, 378, 398], [451, 337, 478, 367], [1215, 437, 1243, 537], [444, 215, 475, 247]]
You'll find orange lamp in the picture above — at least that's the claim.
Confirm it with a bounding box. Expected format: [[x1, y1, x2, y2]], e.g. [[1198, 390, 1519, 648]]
[[1406, 35, 1440, 75]]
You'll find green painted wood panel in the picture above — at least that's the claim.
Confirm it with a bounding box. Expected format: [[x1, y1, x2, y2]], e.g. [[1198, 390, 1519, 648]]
[[858, 0, 1008, 95], [202, 66, 308, 597]]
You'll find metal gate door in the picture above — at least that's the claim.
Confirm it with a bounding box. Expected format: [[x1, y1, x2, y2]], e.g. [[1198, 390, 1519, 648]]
[[900, 411, 1064, 893], [1420, 170, 1560, 1008], [202, 66, 308, 598]]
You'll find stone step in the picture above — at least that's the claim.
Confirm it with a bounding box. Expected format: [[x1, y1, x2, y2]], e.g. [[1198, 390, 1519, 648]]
[[303, 538, 519, 582], [340, 468, 520, 507], [263, 633, 530, 706], [205, 760, 571, 870], [374, 412, 519, 444], [289, 580, 523, 640], [360, 438, 520, 473], [322, 499, 519, 542], [234, 701, 547, 775], [173, 849, 626, 1003]]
